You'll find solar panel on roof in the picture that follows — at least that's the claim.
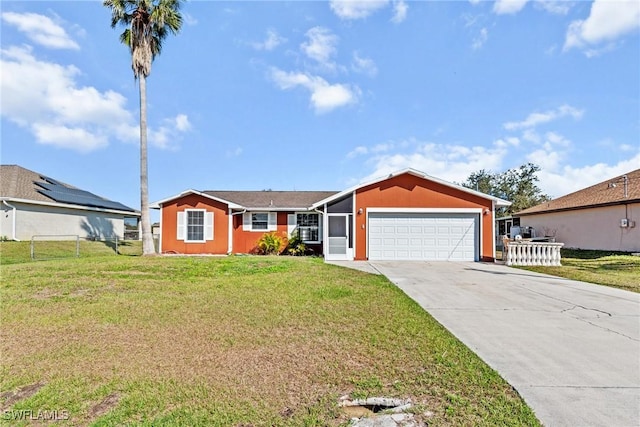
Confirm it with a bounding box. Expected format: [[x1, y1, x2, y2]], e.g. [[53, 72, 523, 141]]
[[34, 178, 136, 212]]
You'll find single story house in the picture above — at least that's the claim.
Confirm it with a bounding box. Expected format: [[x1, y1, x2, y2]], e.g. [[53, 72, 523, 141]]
[[152, 169, 511, 261], [0, 165, 140, 241], [515, 169, 639, 252]]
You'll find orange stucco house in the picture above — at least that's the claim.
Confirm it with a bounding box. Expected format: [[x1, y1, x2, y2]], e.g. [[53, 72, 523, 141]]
[[152, 169, 511, 261]]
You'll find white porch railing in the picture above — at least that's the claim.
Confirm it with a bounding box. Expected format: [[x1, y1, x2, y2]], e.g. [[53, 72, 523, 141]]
[[504, 241, 564, 266]]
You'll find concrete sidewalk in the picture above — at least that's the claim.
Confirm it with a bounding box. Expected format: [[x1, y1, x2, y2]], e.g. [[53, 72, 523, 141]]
[[349, 261, 640, 427]]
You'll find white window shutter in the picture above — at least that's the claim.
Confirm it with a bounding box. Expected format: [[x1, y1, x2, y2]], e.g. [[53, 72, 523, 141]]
[[287, 214, 297, 237], [243, 212, 251, 231], [268, 212, 277, 231], [177, 211, 186, 240], [318, 213, 323, 242], [205, 212, 214, 240]]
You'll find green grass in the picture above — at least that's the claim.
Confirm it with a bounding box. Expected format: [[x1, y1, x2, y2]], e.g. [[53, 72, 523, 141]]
[[517, 249, 640, 293], [0, 240, 142, 265], [0, 254, 540, 426]]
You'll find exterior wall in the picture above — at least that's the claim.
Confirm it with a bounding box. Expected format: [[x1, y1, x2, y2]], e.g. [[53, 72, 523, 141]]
[[519, 203, 640, 252], [160, 194, 229, 254], [354, 173, 495, 261], [0, 202, 128, 240], [232, 212, 290, 254]]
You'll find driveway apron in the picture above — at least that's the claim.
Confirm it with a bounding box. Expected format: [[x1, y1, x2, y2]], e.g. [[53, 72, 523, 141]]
[[370, 261, 640, 427]]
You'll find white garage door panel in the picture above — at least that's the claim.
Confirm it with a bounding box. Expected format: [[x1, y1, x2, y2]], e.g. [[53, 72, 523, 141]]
[[368, 213, 478, 261]]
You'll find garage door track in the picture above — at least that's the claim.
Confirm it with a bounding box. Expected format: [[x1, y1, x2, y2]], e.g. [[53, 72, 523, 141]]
[[370, 261, 640, 427]]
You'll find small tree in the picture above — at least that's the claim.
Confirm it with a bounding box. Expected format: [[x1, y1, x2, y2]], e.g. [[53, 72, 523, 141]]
[[462, 163, 550, 216]]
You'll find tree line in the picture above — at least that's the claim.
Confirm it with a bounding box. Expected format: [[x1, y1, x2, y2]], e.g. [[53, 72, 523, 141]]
[[461, 163, 550, 216]]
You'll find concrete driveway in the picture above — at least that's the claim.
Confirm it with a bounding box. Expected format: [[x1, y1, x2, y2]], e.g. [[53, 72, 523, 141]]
[[367, 261, 640, 427]]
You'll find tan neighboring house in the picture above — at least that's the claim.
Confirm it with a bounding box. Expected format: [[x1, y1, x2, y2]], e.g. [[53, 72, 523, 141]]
[[0, 165, 140, 241], [515, 169, 639, 252]]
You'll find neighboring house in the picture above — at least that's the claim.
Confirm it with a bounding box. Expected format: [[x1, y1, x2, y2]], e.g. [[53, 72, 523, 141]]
[[515, 169, 640, 252], [153, 169, 510, 261], [0, 165, 140, 241]]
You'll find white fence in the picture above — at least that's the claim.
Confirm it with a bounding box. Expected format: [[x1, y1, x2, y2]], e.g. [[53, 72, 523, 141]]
[[504, 241, 564, 266]]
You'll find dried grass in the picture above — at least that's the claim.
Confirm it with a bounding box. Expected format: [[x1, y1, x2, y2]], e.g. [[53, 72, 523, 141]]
[[1, 256, 539, 426]]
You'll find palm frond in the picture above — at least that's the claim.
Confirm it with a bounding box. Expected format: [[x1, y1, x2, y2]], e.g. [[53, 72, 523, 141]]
[[105, 0, 184, 77]]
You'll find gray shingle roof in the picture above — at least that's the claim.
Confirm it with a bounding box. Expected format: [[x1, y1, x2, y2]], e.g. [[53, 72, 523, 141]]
[[516, 169, 640, 216], [203, 190, 339, 209], [0, 164, 137, 213]]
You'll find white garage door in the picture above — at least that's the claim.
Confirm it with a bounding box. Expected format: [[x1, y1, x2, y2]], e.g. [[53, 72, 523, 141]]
[[368, 212, 479, 261]]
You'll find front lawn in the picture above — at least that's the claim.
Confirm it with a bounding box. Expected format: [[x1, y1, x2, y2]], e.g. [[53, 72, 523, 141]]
[[0, 255, 539, 426], [518, 249, 640, 293]]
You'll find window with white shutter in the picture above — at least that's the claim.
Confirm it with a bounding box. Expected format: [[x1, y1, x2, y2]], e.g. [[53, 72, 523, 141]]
[[178, 209, 212, 242]]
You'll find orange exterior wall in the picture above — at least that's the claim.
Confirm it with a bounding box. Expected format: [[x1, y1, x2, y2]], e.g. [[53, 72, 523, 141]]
[[161, 194, 229, 254], [231, 212, 290, 254], [354, 173, 495, 261]]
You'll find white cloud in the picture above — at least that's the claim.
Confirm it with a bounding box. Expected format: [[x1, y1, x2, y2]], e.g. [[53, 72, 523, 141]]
[[1, 12, 79, 50], [391, 0, 408, 24], [535, 1, 571, 15], [330, 0, 390, 20], [351, 51, 378, 77], [494, 137, 520, 148], [493, 0, 530, 15], [347, 146, 369, 158], [469, 0, 482, 5], [252, 29, 287, 51], [301, 27, 338, 69], [527, 148, 562, 171], [564, 0, 640, 53], [148, 114, 193, 150], [269, 68, 360, 113], [353, 138, 509, 185], [175, 114, 191, 132], [472, 27, 489, 50], [1, 45, 189, 152], [32, 124, 108, 153], [536, 152, 640, 198], [183, 12, 198, 26], [544, 131, 571, 147], [346, 135, 640, 200], [503, 104, 584, 130]]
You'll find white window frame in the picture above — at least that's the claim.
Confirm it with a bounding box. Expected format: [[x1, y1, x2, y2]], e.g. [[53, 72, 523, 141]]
[[289, 212, 322, 243], [178, 209, 214, 243], [243, 212, 277, 232]]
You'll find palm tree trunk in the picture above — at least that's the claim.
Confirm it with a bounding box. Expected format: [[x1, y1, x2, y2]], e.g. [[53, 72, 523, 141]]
[[139, 73, 155, 255]]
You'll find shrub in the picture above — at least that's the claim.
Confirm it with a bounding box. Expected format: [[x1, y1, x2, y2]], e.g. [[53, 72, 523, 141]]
[[256, 232, 287, 255], [286, 230, 307, 256]]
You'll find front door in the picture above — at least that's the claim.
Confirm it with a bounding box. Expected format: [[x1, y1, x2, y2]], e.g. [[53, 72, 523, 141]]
[[325, 214, 352, 260]]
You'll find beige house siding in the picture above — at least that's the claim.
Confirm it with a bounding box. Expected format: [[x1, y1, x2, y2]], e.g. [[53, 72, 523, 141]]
[[519, 203, 639, 252], [1, 202, 130, 241]]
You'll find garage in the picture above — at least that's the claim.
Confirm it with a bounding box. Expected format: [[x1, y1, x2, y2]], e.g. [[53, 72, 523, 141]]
[[368, 212, 479, 261]]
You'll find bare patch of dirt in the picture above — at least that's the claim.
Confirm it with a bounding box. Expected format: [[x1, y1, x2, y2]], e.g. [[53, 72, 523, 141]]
[[32, 288, 59, 300], [0, 382, 45, 409], [88, 393, 120, 419]]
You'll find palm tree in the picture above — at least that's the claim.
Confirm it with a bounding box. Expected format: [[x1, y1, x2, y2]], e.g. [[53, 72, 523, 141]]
[[104, 0, 183, 255]]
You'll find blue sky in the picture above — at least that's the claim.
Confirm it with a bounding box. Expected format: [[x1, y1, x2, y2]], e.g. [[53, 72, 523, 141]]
[[1, 0, 639, 216]]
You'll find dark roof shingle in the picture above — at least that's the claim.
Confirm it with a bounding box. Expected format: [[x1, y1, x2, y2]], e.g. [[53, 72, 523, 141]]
[[516, 169, 640, 216], [203, 190, 339, 209]]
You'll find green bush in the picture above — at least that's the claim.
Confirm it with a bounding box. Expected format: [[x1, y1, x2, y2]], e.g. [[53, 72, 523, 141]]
[[256, 232, 287, 255], [286, 230, 307, 256]]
